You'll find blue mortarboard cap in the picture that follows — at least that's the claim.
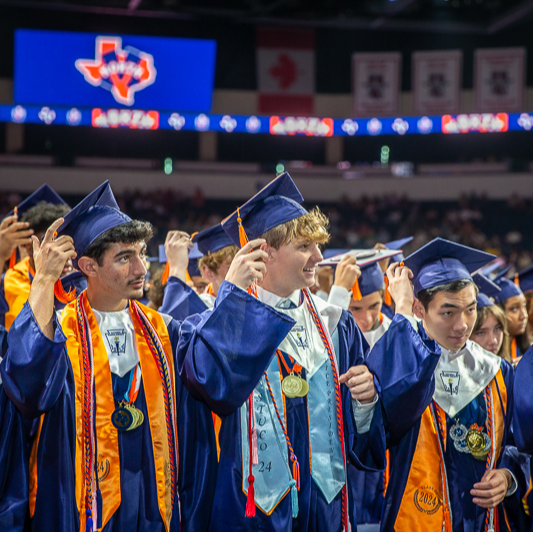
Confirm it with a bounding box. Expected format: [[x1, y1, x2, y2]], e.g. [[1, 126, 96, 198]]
[[8, 184, 68, 217], [146, 256, 159, 263], [359, 262, 386, 297], [323, 248, 348, 260], [222, 173, 307, 247], [56, 181, 131, 268], [518, 265, 533, 294], [158, 242, 204, 278], [492, 269, 523, 303], [158, 242, 204, 263], [193, 224, 235, 255], [403, 238, 496, 296], [385, 236, 413, 263], [472, 273, 501, 309]]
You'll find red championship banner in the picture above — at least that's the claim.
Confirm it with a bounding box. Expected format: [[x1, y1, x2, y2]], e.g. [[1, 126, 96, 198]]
[[413, 50, 462, 115], [256, 28, 315, 115], [474, 48, 526, 113], [352, 52, 401, 117]]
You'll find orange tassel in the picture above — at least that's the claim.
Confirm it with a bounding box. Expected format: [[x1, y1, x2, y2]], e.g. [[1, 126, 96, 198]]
[[245, 475, 256, 517], [161, 262, 170, 285], [185, 270, 192, 282], [237, 207, 249, 248], [384, 275, 392, 306], [8, 249, 17, 269], [54, 278, 77, 304], [351, 278, 362, 301], [514, 272, 520, 286], [8, 206, 19, 269], [443, 505, 452, 532]]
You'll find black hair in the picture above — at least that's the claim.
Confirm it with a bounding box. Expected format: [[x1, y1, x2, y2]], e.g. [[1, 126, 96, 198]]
[[497, 299, 531, 354], [21, 201, 70, 235], [83, 220, 153, 266], [417, 279, 479, 311]]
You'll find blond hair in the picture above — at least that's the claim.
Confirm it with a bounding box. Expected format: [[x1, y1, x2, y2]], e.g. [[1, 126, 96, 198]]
[[472, 305, 511, 362], [198, 244, 238, 274], [261, 207, 330, 249]]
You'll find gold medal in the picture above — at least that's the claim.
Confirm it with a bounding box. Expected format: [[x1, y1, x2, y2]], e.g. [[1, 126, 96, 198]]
[[127, 405, 144, 431], [465, 429, 486, 454], [282, 373, 303, 398], [297, 378, 309, 397]]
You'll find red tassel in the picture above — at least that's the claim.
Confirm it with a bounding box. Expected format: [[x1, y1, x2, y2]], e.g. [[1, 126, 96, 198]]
[[161, 262, 170, 285], [54, 278, 77, 304], [351, 278, 362, 301], [384, 275, 392, 306], [245, 474, 256, 517]]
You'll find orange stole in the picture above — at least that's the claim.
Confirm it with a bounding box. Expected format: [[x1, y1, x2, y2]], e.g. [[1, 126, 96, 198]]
[[394, 369, 507, 532], [58, 297, 176, 532], [4, 256, 33, 330]]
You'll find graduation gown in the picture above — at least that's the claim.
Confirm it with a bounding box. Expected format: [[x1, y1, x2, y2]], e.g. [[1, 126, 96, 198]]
[[178, 281, 386, 532], [513, 345, 533, 529], [1, 285, 293, 532], [159, 276, 208, 321], [367, 314, 515, 532], [0, 325, 29, 531]]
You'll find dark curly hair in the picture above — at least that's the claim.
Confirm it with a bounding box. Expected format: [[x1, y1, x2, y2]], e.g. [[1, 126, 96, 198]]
[[21, 201, 70, 235], [83, 220, 153, 266]]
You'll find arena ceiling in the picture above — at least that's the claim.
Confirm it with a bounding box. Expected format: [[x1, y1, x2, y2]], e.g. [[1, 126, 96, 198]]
[[2, 0, 533, 34]]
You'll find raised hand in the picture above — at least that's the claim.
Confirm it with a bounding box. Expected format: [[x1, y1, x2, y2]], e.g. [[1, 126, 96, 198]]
[[31, 218, 76, 284], [385, 261, 414, 316], [165, 230, 193, 281], [225, 239, 268, 289], [339, 364, 376, 404], [333, 254, 361, 292], [0, 214, 34, 264], [28, 218, 76, 338]]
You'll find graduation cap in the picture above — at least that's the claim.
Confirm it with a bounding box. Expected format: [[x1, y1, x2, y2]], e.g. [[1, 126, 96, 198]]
[[56, 181, 131, 270], [159, 242, 204, 282], [6, 184, 69, 268], [319, 248, 390, 301], [222, 173, 307, 247], [517, 265, 533, 294], [193, 224, 235, 256], [403, 238, 495, 296], [7, 184, 68, 218], [492, 269, 523, 304], [384, 236, 413, 264], [472, 273, 501, 309]]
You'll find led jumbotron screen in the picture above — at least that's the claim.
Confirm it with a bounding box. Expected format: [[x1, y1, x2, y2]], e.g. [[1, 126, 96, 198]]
[[14, 29, 217, 112]]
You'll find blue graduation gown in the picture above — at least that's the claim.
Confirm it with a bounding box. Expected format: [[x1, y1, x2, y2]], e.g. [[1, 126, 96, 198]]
[[0, 274, 8, 328], [1, 287, 293, 532], [0, 325, 29, 532], [177, 281, 386, 532], [367, 314, 515, 532], [513, 346, 533, 530], [159, 277, 207, 321]]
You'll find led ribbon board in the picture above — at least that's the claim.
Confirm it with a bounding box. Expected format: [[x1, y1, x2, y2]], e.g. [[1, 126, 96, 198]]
[[14, 29, 217, 112], [1, 105, 532, 136]]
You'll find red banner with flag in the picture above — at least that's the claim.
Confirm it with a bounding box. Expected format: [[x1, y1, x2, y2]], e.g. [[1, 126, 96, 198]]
[[256, 28, 315, 116]]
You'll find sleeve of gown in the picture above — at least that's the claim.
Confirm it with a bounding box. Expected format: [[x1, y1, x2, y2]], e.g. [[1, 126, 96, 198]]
[[166, 321, 217, 532], [365, 314, 441, 445], [340, 313, 386, 472], [0, 387, 29, 531], [159, 276, 208, 321], [176, 281, 295, 416], [513, 346, 533, 453], [0, 301, 69, 420]]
